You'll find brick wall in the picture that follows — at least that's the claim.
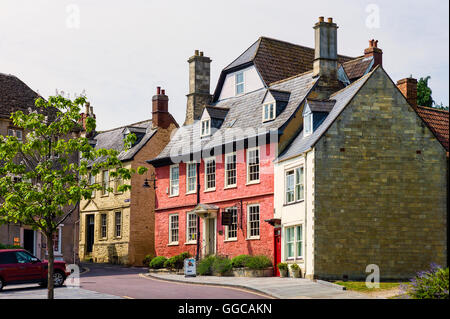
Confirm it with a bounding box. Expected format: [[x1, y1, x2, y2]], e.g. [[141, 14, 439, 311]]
[[313, 67, 447, 280]]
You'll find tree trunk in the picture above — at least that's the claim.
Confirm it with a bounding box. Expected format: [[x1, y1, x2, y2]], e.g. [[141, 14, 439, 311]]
[[46, 232, 54, 299]]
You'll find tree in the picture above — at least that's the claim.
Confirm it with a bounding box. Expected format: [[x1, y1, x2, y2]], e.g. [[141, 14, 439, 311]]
[[417, 76, 434, 107], [0, 95, 146, 299]]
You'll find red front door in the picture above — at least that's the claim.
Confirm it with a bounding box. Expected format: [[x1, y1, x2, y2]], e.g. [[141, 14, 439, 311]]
[[274, 228, 281, 276]]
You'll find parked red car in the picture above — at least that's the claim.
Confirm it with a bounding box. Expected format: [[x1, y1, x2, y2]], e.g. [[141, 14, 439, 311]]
[[0, 249, 70, 291]]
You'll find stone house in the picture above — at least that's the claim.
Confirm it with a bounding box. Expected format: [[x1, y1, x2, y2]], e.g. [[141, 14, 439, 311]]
[[78, 87, 178, 266], [0, 72, 80, 263], [273, 19, 448, 280]]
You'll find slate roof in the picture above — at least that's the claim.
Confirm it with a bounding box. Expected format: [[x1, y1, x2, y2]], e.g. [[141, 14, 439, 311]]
[[306, 99, 336, 113], [88, 119, 157, 166], [415, 106, 449, 151], [341, 56, 374, 81], [265, 89, 291, 103], [277, 68, 376, 162], [151, 71, 318, 164], [0, 73, 56, 120], [204, 106, 229, 119], [214, 37, 355, 101]]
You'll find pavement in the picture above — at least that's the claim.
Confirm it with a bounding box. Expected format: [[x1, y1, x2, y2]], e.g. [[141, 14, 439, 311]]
[[147, 272, 375, 299], [0, 284, 121, 299]]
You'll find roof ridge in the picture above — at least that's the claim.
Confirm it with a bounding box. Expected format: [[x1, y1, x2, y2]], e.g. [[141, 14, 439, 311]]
[[97, 119, 153, 134], [417, 105, 449, 114], [329, 67, 377, 98]]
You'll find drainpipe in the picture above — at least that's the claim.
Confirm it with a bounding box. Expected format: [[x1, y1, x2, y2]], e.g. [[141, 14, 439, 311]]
[[195, 161, 201, 261]]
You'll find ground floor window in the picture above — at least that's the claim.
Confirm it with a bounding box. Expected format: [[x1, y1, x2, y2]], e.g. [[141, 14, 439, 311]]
[[101, 214, 107, 239], [53, 227, 62, 254], [224, 207, 238, 240], [284, 225, 303, 260], [186, 212, 197, 243], [247, 204, 260, 239], [115, 212, 122, 238], [169, 214, 179, 244]]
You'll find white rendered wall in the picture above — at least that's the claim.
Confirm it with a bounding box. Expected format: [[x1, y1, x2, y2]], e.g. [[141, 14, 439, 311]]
[[218, 65, 264, 101]]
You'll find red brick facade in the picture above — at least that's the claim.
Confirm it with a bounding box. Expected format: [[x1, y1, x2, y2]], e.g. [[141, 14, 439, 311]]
[[154, 143, 276, 264]]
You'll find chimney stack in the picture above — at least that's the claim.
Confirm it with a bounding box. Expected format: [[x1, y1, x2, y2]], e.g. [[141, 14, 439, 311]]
[[364, 39, 383, 67], [313, 16, 340, 98], [396, 77, 418, 108], [152, 86, 170, 128], [79, 102, 96, 138], [184, 50, 212, 125]]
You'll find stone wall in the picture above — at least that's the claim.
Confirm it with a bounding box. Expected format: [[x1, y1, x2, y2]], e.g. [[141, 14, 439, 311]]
[[313, 67, 447, 280]]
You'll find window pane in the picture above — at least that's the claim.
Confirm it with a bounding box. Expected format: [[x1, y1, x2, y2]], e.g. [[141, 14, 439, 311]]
[[269, 104, 274, 119], [206, 159, 216, 189], [170, 166, 179, 195], [247, 149, 259, 182], [295, 167, 304, 201], [187, 163, 196, 192], [285, 171, 294, 203], [170, 215, 179, 243], [236, 72, 243, 84], [187, 213, 197, 241], [248, 205, 260, 238], [285, 227, 294, 258], [226, 208, 238, 239], [115, 212, 121, 237], [225, 154, 236, 186], [101, 214, 107, 238], [102, 171, 109, 195], [296, 225, 303, 257]]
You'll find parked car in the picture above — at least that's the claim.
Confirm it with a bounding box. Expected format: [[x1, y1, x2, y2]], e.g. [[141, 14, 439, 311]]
[[0, 249, 70, 291]]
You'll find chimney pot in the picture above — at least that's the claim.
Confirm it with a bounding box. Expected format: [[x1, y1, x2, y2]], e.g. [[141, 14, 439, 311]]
[[200, 51, 204, 56], [157, 86, 161, 95], [364, 39, 383, 67], [318, 16, 324, 22], [327, 17, 333, 23], [195, 50, 199, 56], [162, 89, 165, 95]]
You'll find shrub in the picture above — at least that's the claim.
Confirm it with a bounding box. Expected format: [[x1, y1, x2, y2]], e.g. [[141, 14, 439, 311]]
[[245, 255, 272, 270], [231, 255, 252, 268], [164, 252, 192, 270], [290, 263, 300, 271], [212, 256, 232, 275], [143, 254, 155, 266], [0, 243, 22, 249], [149, 256, 167, 269], [402, 263, 449, 299], [277, 263, 288, 271], [197, 255, 216, 275]]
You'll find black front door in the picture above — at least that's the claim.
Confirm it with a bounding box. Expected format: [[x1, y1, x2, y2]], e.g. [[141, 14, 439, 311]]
[[23, 229, 34, 254], [86, 215, 95, 253]]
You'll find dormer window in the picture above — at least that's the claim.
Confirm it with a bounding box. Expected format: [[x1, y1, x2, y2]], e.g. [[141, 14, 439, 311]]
[[263, 103, 275, 122], [201, 119, 211, 137], [235, 71, 244, 95], [304, 112, 313, 136]]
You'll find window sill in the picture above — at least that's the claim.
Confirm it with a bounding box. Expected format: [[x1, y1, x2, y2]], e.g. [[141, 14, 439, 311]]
[[185, 241, 197, 245], [283, 199, 304, 207], [224, 238, 237, 242], [101, 194, 109, 198], [168, 193, 179, 198], [204, 188, 216, 193], [224, 185, 237, 190], [185, 191, 197, 195], [168, 242, 179, 246], [246, 237, 260, 241], [246, 181, 260, 186]]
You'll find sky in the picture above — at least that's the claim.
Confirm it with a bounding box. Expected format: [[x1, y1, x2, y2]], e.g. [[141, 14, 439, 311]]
[[1, 0, 448, 130]]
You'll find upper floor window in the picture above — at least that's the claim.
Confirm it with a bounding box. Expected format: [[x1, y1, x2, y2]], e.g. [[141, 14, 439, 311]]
[[8, 128, 23, 141], [304, 113, 313, 136], [89, 173, 96, 198], [101, 170, 109, 196], [247, 147, 260, 184], [201, 119, 211, 137], [285, 166, 304, 204], [225, 153, 237, 188], [235, 71, 244, 95], [205, 158, 216, 191], [169, 164, 179, 196], [186, 162, 197, 194], [263, 103, 275, 122]]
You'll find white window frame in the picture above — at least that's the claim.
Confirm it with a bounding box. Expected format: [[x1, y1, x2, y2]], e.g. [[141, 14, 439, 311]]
[[285, 227, 295, 260], [101, 170, 109, 196], [204, 157, 216, 191], [246, 147, 260, 184], [53, 227, 62, 254], [262, 102, 275, 122], [295, 167, 304, 201], [285, 170, 295, 204], [304, 112, 313, 136], [201, 119, 211, 137], [185, 212, 197, 244], [186, 162, 197, 194], [284, 225, 303, 261], [114, 211, 122, 238], [224, 152, 237, 188], [247, 204, 260, 240], [169, 164, 179, 196], [235, 71, 244, 95], [89, 172, 96, 198], [224, 207, 238, 241], [100, 213, 107, 239], [168, 213, 179, 245]]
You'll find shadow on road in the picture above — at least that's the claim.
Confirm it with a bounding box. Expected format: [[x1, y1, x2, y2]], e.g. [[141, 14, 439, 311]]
[[81, 262, 147, 278]]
